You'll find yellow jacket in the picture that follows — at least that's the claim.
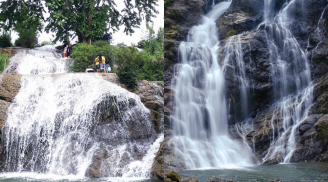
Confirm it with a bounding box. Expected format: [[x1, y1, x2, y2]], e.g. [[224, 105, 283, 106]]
[[94, 57, 105, 65]]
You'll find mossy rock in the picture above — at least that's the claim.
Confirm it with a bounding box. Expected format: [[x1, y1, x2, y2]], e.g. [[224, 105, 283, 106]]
[[166, 171, 181, 182], [225, 29, 237, 39], [318, 124, 328, 150]]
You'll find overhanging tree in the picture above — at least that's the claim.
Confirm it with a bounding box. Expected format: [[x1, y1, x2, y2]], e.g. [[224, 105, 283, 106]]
[[0, 0, 159, 44]]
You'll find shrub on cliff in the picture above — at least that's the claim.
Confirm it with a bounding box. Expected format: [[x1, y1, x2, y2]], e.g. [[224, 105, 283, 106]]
[[0, 34, 12, 48], [69, 27, 163, 88], [70, 41, 115, 72]]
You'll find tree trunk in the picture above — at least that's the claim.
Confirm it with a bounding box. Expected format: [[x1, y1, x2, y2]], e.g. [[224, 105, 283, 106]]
[[82, 36, 91, 45]]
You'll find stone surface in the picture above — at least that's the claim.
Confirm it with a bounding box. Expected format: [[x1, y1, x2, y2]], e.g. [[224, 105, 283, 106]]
[[206, 176, 235, 182], [0, 74, 22, 102], [151, 142, 165, 180], [181, 177, 199, 182], [218, 30, 273, 124], [165, 171, 181, 182]]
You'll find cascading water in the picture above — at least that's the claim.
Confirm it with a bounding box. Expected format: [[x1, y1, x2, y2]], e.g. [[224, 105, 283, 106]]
[[169, 1, 254, 169], [260, 0, 313, 163], [0, 45, 163, 181], [222, 34, 249, 119]]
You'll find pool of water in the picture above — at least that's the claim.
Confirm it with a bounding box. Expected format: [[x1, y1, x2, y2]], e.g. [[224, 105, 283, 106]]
[[0, 172, 161, 182], [178, 163, 328, 182]]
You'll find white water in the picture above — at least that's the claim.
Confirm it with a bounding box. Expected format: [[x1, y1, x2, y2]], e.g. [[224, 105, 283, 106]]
[[260, 0, 313, 163], [4, 45, 70, 75], [222, 34, 249, 119], [170, 1, 254, 169], [1, 45, 162, 180]]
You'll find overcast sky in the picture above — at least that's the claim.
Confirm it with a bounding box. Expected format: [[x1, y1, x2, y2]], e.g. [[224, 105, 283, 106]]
[[9, 0, 164, 46]]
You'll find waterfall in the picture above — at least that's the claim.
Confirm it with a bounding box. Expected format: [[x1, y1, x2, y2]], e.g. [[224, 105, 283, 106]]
[[222, 34, 249, 120], [261, 0, 313, 163], [1, 45, 162, 180], [169, 1, 254, 169]]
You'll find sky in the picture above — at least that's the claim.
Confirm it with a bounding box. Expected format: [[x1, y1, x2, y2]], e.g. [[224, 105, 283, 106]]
[[9, 0, 164, 46]]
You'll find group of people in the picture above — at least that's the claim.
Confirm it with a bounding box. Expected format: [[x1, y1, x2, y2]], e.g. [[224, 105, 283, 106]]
[[63, 41, 72, 58], [94, 55, 111, 73]]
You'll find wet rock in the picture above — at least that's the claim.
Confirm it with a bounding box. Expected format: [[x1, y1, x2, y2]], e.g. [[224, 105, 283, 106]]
[[270, 180, 282, 182], [262, 155, 283, 165], [85, 149, 109, 178], [299, 114, 323, 135], [217, 12, 262, 40], [206, 176, 235, 182], [311, 75, 328, 114], [0, 100, 10, 155], [181, 177, 199, 182], [0, 74, 21, 102], [165, 170, 181, 182], [151, 142, 164, 180], [165, 0, 206, 41], [218, 30, 273, 124], [131, 80, 164, 134]]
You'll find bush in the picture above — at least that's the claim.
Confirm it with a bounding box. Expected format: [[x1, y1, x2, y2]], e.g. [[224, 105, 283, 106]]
[[70, 44, 96, 72], [15, 31, 38, 48], [0, 34, 12, 48], [70, 41, 117, 72], [69, 27, 164, 88], [117, 66, 138, 89], [0, 52, 9, 72], [13, 5, 41, 48]]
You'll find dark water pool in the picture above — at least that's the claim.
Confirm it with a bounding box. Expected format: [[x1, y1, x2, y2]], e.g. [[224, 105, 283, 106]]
[[178, 163, 328, 182]]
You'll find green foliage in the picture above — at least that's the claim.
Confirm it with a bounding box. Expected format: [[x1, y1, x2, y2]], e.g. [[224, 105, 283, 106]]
[[164, 0, 175, 10], [70, 41, 115, 72], [116, 27, 164, 83], [15, 31, 39, 48], [117, 66, 138, 89], [0, 34, 12, 48], [225, 29, 237, 39], [11, 3, 41, 48], [0, 0, 159, 44], [0, 52, 9, 72], [69, 44, 96, 72], [70, 27, 164, 88]]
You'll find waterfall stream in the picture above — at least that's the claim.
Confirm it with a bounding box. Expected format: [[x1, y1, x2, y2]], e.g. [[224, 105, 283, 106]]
[[169, 1, 254, 169], [0, 45, 162, 181], [260, 0, 313, 163]]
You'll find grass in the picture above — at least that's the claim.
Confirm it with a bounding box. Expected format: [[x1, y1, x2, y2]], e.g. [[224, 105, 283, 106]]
[[225, 29, 237, 39], [0, 52, 9, 72]]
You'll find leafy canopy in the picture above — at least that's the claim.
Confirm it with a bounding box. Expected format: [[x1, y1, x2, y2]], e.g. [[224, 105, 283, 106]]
[[0, 0, 159, 43]]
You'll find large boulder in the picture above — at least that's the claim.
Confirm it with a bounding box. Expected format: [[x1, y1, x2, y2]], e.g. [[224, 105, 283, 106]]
[[165, 170, 181, 182], [0, 74, 21, 102]]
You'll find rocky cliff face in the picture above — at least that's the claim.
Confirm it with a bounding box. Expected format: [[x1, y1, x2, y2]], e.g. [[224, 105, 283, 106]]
[[0, 74, 21, 155], [164, 0, 328, 169]]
